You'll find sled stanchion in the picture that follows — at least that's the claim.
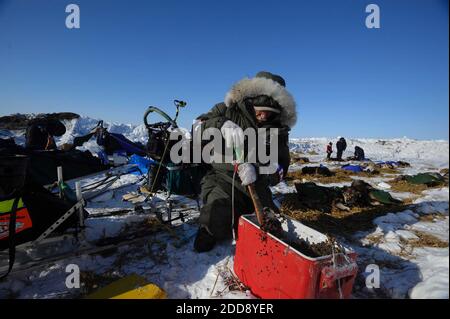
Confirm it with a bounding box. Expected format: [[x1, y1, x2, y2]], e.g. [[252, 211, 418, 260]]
[[33, 199, 86, 243], [75, 182, 84, 228], [57, 166, 63, 182], [57, 166, 63, 198]]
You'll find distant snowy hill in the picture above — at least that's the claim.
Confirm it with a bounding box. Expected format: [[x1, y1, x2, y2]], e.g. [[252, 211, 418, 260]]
[[289, 137, 449, 167], [3, 116, 449, 167]]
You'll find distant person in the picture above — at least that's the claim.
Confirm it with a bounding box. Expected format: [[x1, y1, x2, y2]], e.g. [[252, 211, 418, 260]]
[[336, 136, 347, 161], [25, 118, 66, 150], [326, 142, 333, 159], [354, 146, 365, 161]]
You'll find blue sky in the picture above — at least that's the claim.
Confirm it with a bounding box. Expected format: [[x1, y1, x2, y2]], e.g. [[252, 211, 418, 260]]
[[0, 0, 448, 139]]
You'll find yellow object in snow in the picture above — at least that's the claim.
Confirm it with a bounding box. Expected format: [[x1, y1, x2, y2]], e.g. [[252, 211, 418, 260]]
[[86, 274, 167, 299]]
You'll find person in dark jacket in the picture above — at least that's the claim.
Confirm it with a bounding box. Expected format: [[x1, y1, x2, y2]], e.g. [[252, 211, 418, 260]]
[[336, 137, 347, 161], [326, 142, 333, 159], [354, 146, 365, 161], [25, 118, 66, 150], [193, 71, 297, 252]]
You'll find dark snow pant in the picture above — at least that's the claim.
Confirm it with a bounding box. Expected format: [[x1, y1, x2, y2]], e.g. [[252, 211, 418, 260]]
[[198, 170, 276, 240], [336, 149, 343, 160], [327, 152, 331, 159]]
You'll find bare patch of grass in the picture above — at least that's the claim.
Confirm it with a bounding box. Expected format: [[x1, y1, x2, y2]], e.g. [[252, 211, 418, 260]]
[[280, 193, 408, 238], [376, 167, 400, 175], [290, 153, 311, 164], [401, 230, 448, 249], [285, 168, 397, 185], [388, 180, 434, 195], [365, 234, 384, 246], [285, 169, 353, 184], [418, 214, 447, 223], [400, 196, 418, 205]]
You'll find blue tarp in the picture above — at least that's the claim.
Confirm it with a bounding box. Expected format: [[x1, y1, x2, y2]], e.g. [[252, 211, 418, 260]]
[[108, 133, 146, 156], [128, 154, 157, 175], [341, 164, 364, 172]]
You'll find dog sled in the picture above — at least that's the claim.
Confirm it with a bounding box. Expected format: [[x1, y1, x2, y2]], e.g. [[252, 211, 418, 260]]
[[0, 101, 205, 277], [0, 154, 146, 278]]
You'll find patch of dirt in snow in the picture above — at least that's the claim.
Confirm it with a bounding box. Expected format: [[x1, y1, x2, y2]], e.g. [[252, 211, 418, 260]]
[[353, 200, 448, 298], [286, 169, 353, 184], [388, 180, 444, 195], [280, 193, 411, 238], [286, 166, 400, 186], [280, 172, 448, 299], [400, 230, 448, 249], [417, 213, 447, 222]]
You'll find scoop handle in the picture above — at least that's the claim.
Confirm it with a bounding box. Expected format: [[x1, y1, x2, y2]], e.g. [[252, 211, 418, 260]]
[[247, 184, 265, 226]]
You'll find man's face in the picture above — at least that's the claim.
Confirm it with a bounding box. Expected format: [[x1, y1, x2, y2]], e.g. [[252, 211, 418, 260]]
[[255, 110, 273, 123]]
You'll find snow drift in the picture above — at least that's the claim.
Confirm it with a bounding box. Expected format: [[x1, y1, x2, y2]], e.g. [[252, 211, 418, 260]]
[[3, 116, 448, 167]]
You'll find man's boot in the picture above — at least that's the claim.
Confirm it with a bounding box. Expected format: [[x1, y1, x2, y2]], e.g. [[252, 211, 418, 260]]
[[194, 226, 216, 252]]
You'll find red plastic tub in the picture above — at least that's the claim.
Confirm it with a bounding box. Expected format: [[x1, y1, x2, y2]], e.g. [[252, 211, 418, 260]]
[[233, 214, 358, 299]]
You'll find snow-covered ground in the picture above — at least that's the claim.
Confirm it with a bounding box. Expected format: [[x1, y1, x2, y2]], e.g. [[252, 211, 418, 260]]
[[289, 137, 449, 169], [0, 116, 448, 299]]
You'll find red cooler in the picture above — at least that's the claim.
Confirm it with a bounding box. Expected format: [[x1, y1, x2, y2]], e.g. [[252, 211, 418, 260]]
[[233, 214, 358, 299]]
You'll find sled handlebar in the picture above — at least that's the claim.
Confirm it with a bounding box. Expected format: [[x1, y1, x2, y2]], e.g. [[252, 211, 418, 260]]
[[144, 106, 178, 129], [174, 100, 187, 108]]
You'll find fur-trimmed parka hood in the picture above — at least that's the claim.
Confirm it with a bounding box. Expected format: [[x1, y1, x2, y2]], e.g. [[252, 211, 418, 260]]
[[224, 76, 297, 128]]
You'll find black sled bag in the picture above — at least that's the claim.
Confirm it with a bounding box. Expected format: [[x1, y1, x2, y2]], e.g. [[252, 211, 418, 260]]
[[0, 181, 86, 250]]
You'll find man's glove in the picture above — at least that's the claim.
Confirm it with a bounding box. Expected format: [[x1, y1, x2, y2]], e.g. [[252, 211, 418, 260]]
[[268, 163, 285, 186], [238, 163, 257, 186], [221, 120, 245, 154]]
